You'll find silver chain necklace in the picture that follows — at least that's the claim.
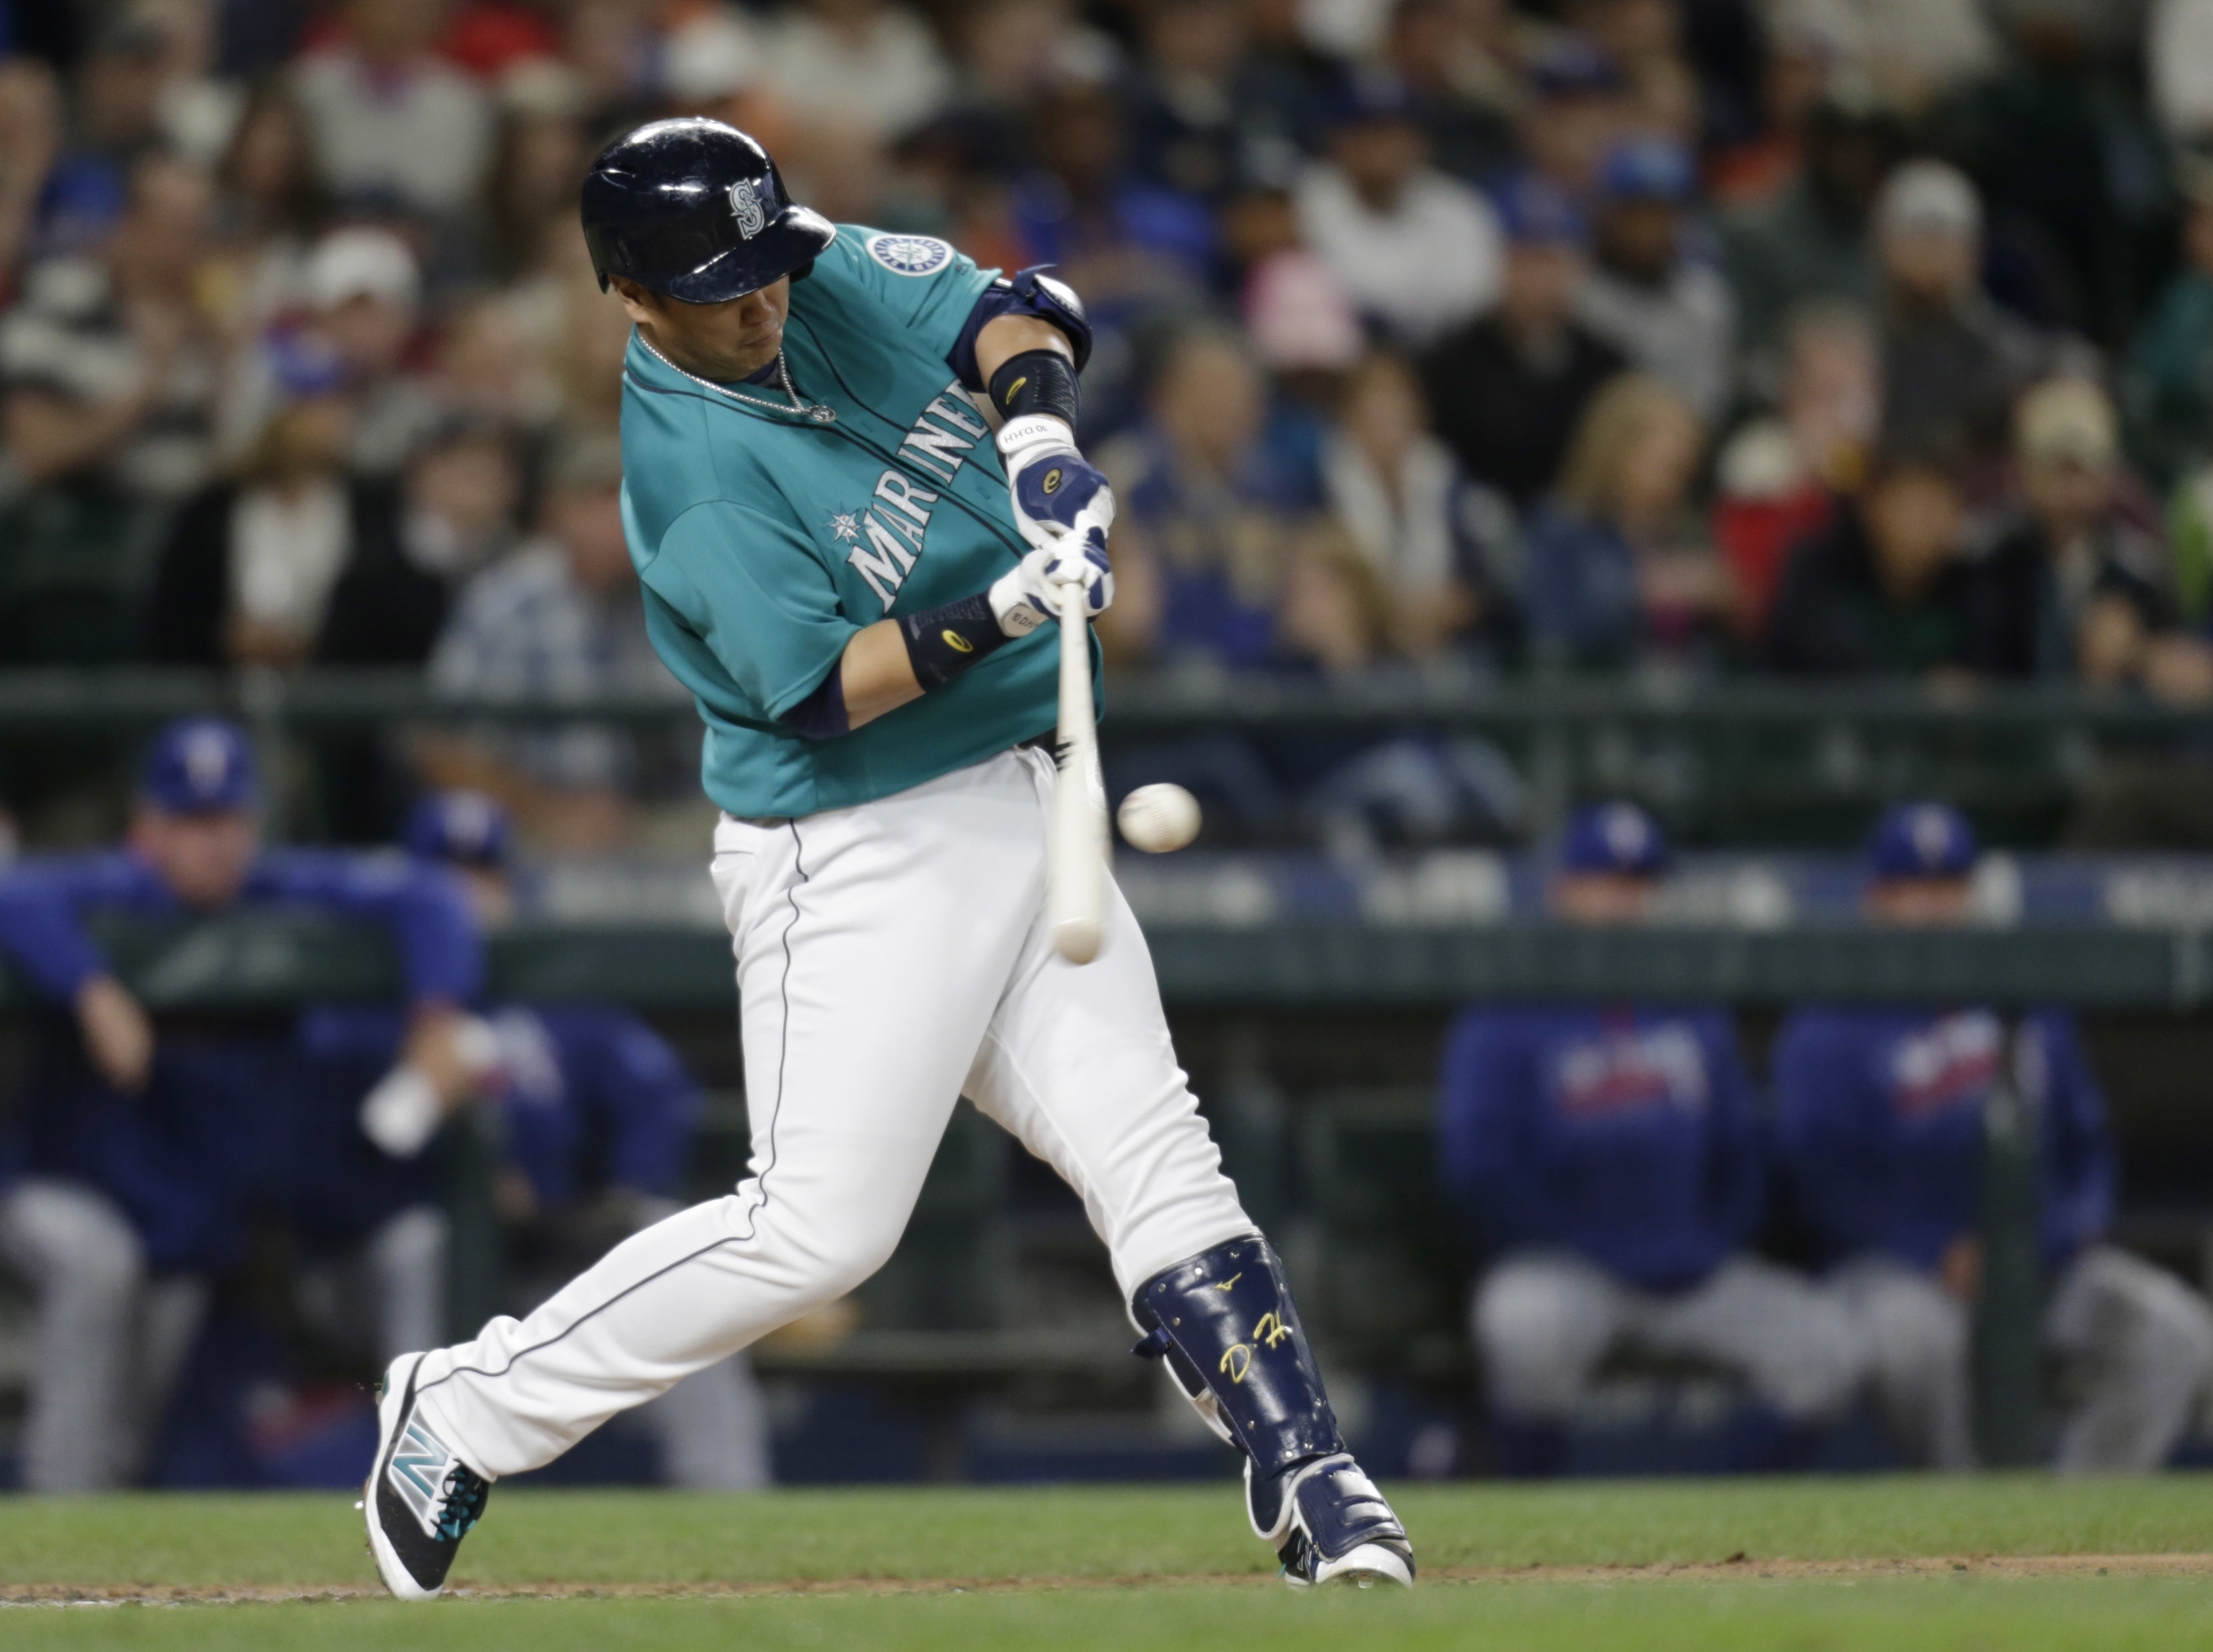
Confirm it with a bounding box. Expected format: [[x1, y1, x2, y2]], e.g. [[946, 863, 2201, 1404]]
[[637, 334, 837, 424]]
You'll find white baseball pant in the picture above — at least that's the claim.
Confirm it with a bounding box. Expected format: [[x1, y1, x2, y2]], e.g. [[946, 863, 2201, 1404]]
[[1839, 1245, 2213, 1472], [411, 747, 1254, 1478], [0, 1178, 207, 1491], [1474, 1249, 1869, 1425]]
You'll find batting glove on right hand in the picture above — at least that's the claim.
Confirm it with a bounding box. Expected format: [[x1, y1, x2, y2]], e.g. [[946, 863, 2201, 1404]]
[[986, 524, 1113, 638]]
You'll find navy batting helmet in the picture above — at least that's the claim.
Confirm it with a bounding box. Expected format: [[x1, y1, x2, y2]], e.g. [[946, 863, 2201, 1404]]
[[581, 119, 835, 304]]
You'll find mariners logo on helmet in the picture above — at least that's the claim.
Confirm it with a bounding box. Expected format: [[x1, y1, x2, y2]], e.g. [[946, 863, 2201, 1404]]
[[728, 179, 767, 239], [867, 234, 952, 276]]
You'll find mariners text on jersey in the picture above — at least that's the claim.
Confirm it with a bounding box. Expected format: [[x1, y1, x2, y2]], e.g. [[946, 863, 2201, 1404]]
[[836, 384, 990, 609], [615, 224, 1100, 821]]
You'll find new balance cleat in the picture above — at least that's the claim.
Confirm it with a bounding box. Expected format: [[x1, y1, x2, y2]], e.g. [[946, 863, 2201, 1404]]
[[1265, 1453, 1415, 1590], [364, 1353, 491, 1601]]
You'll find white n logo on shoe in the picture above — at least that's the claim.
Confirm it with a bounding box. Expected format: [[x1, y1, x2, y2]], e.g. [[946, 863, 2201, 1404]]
[[388, 1419, 454, 1536]]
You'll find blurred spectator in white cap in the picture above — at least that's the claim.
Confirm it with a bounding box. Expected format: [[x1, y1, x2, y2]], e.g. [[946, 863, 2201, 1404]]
[[1320, 351, 1513, 658], [291, 0, 494, 221], [1711, 299, 1878, 637], [420, 428, 687, 852], [306, 225, 439, 477], [1296, 72, 1502, 349], [1874, 157, 2061, 464], [1573, 135, 1735, 423], [1963, 377, 2212, 698], [767, 0, 953, 142], [658, 3, 768, 109]]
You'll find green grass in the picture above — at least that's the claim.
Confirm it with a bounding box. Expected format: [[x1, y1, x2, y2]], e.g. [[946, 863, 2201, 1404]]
[[4, 1477, 2212, 1649]]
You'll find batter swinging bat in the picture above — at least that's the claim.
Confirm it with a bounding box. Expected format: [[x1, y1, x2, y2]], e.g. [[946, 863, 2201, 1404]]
[[1049, 578, 1106, 963]]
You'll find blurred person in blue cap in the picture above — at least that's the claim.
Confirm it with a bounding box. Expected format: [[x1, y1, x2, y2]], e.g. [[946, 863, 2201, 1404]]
[[1380, 0, 1519, 185], [1294, 69, 1503, 349], [0, 718, 483, 1490], [1439, 801, 1867, 1475], [1517, 36, 1629, 201], [1574, 136, 1737, 423], [366, 790, 771, 1488], [1420, 173, 1630, 510], [1773, 803, 2213, 1471]]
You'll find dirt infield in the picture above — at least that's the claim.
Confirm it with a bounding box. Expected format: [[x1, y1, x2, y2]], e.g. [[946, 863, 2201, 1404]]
[[5, 1552, 2209, 1607]]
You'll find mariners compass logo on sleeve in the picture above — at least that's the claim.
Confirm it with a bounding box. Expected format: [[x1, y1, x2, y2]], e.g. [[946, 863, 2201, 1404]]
[[866, 234, 952, 276], [728, 178, 767, 239]]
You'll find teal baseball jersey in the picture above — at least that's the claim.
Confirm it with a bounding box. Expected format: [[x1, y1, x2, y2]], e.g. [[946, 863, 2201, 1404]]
[[618, 225, 1097, 820]]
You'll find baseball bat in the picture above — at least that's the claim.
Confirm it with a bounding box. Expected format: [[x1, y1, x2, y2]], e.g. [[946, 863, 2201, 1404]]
[[1048, 579, 1106, 964]]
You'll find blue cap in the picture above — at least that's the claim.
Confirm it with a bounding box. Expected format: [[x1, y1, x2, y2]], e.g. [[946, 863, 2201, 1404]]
[[1324, 67, 1419, 130], [1560, 801, 1669, 876], [404, 790, 512, 868], [1529, 38, 1624, 100], [1868, 803, 1978, 879], [266, 329, 350, 400], [1597, 136, 1695, 204], [1495, 172, 1588, 246], [140, 718, 258, 814]]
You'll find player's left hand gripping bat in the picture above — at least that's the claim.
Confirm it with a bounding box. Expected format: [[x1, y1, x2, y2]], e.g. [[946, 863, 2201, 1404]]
[[1048, 576, 1107, 964]]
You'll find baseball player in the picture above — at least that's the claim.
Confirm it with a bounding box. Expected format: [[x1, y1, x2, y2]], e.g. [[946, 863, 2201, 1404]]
[[1774, 803, 2213, 1471], [1440, 803, 1867, 1475], [363, 119, 1411, 1596], [0, 718, 481, 1490]]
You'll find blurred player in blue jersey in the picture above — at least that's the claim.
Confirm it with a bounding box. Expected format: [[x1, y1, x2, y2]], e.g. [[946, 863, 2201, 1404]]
[[1774, 803, 2213, 1471], [397, 791, 770, 1488], [1440, 802, 1866, 1475], [0, 719, 481, 1490]]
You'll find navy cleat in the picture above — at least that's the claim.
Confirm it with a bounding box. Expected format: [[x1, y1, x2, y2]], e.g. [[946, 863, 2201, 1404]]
[[1262, 1453, 1415, 1589], [362, 1354, 491, 1601]]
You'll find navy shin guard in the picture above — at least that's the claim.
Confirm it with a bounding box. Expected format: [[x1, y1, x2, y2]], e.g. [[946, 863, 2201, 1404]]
[[1132, 1236, 1344, 1536]]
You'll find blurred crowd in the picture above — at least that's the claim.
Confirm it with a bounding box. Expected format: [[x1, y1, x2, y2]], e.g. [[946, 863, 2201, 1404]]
[[9, 1, 2213, 850]]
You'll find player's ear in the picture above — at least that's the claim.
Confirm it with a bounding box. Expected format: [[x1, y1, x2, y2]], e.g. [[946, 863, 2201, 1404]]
[[606, 276, 661, 327]]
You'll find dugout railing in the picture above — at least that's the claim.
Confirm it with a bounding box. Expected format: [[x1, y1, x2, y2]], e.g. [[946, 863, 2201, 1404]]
[[1, 665, 2210, 845]]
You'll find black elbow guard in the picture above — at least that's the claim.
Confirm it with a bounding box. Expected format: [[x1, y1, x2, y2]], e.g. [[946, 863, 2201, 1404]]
[[988, 348, 1080, 431]]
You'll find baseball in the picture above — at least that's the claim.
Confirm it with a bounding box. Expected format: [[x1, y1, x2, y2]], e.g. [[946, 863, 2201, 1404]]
[[1117, 783, 1202, 853]]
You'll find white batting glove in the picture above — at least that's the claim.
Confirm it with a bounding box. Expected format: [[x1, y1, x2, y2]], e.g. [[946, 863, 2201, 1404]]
[[987, 526, 1114, 637], [997, 414, 1117, 555]]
